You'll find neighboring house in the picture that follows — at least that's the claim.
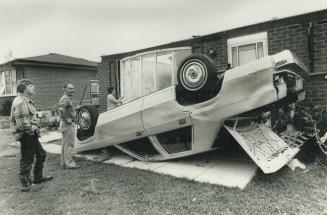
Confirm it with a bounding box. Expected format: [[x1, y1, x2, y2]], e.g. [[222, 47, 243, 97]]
[[98, 9, 327, 112], [0, 53, 98, 115]]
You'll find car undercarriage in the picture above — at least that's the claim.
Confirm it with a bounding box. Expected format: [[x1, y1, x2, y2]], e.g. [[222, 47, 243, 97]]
[[73, 48, 326, 174]]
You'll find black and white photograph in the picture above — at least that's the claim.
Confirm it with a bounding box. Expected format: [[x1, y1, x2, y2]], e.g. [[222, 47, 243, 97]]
[[0, 0, 327, 214]]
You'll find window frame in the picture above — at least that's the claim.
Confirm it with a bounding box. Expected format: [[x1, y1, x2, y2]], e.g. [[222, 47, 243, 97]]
[[130, 56, 142, 100], [227, 32, 268, 67], [0, 69, 17, 97], [120, 47, 191, 103], [156, 50, 173, 91], [141, 53, 156, 96]]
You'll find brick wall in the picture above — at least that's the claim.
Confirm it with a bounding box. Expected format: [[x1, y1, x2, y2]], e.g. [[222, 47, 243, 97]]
[[192, 37, 228, 71], [18, 65, 97, 110], [302, 75, 327, 108], [188, 10, 327, 110], [268, 23, 310, 66], [312, 20, 327, 74], [98, 9, 327, 112], [306, 19, 327, 109], [98, 58, 124, 112], [98, 59, 110, 112]]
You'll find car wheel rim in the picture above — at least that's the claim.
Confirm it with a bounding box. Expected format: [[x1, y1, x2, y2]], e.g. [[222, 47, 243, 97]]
[[181, 61, 207, 91], [79, 108, 91, 130]]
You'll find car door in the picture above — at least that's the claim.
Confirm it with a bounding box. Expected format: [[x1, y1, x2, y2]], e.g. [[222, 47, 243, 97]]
[[96, 56, 145, 144], [96, 98, 145, 144], [141, 86, 192, 135]]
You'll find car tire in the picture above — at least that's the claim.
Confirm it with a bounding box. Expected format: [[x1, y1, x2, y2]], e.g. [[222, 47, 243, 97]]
[[77, 105, 99, 136], [176, 54, 219, 105]]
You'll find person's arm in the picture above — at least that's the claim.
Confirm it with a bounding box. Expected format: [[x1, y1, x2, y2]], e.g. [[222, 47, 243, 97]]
[[108, 94, 122, 105], [107, 95, 111, 110], [14, 102, 38, 135], [58, 98, 72, 124], [118, 96, 124, 102]]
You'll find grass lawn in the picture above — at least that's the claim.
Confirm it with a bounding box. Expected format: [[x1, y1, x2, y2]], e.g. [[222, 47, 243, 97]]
[[0, 130, 326, 215]]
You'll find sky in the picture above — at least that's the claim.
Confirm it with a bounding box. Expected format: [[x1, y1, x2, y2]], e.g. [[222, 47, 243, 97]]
[[0, 0, 327, 63]]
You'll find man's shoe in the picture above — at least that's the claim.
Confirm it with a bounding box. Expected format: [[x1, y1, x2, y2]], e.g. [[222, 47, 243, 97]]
[[20, 175, 33, 192], [33, 176, 53, 184], [66, 165, 80, 169], [21, 185, 30, 192], [21, 183, 41, 192]]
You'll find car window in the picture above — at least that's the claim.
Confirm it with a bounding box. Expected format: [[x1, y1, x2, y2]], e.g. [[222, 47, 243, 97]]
[[120, 48, 192, 101], [131, 57, 141, 100], [173, 49, 192, 85], [142, 54, 156, 96], [120, 138, 160, 158], [122, 60, 132, 102], [156, 126, 192, 154], [157, 51, 172, 91]]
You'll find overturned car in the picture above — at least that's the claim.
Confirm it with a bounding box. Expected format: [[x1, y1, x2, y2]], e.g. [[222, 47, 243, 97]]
[[74, 47, 313, 174]]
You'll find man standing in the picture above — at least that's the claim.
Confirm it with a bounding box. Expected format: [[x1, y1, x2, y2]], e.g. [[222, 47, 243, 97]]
[[11, 79, 53, 192], [58, 83, 80, 169]]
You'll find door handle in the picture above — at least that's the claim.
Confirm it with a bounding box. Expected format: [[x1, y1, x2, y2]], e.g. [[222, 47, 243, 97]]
[[136, 131, 143, 136], [178, 119, 186, 125]]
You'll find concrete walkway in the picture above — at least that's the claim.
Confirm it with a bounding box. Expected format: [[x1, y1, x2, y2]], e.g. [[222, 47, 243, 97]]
[[40, 131, 257, 189]]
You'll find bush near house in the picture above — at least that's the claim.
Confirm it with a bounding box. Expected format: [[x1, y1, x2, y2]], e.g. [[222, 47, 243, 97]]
[[271, 104, 327, 160], [0, 97, 14, 116]]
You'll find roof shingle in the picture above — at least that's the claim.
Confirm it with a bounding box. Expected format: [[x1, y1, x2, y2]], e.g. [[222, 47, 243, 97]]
[[19, 53, 98, 67]]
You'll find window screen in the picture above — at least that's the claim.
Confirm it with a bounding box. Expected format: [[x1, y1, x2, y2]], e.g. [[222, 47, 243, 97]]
[[131, 57, 141, 100], [157, 51, 172, 90], [142, 54, 156, 96], [122, 60, 132, 101]]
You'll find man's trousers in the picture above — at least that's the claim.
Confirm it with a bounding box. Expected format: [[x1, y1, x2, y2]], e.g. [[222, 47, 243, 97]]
[[61, 124, 77, 167], [19, 133, 46, 185]]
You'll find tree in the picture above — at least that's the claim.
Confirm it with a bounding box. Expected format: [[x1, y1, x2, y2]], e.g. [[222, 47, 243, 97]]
[[4, 50, 13, 63]]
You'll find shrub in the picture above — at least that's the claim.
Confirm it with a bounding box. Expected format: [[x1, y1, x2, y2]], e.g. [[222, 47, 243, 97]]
[[0, 97, 14, 116]]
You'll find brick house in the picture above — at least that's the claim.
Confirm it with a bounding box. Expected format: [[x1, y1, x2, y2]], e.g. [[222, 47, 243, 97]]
[[98, 9, 327, 113], [0, 53, 98, 115]]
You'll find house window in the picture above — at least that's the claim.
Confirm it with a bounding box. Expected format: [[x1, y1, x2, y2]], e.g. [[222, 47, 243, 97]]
[[0, 70, 17, 96], [228, 32, 268, 67]]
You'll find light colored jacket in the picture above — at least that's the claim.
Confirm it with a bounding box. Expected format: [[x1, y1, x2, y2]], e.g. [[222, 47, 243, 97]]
[[107, 94, 122, 110]]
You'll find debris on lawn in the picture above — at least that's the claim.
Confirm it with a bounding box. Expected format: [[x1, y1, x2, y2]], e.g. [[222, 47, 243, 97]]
[[300, 169, 310, 174], [80, 178, 101, 195], [91, 178, 99, 193], [287, 158, 306, 171]]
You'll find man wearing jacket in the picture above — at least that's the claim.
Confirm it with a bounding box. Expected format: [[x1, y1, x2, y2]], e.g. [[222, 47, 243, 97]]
[[11, 79, 53, 192]]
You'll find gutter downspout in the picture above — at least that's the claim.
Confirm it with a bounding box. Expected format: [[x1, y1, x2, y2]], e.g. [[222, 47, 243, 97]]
[[307, 21, 314, 73], [116, 60, 120, 97]]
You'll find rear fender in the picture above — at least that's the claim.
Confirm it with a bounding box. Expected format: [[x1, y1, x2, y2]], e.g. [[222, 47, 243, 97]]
[[273, 50, 310, 80]]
